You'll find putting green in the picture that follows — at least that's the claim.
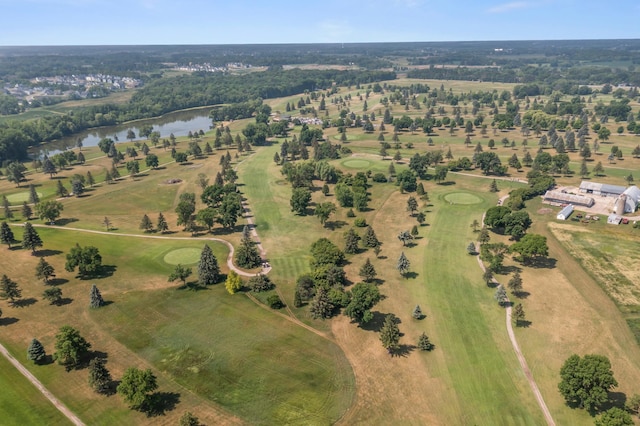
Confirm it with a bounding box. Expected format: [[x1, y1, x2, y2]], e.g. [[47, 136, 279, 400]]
[[163, 248, 201, 265], [342, 159, 371, 169], [443, 192, 482, 205], [7, 191, 42, 204]]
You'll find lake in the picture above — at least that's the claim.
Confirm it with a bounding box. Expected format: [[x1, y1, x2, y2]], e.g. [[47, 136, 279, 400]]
[[33, 108, 214, 157]]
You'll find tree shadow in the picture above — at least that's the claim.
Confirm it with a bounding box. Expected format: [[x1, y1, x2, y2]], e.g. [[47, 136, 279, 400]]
[[54, 297, 73, 306], [359, 311, 386, 332], [325, 220, 348, 231], [515, 319, 532, 328], [0, 317, 19, 326], [501, 265, 522, 274], [143, 391, 181, 416], [603, 392, 627, 412], [36, 249, 63, 257], [526, 257, 557, 269], [403, 271, 419, 280], [92, 265, 117, 279], [13, 297, 37, 308], [438, 181, 456, 186], [513, 291, 530, 299], [391, 344, 416, 358], [56, 218, 79, 226]]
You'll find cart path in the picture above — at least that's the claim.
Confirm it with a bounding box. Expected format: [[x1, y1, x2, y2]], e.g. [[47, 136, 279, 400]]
[[477, 211, 555, 426], [11, 223, 268, 277], [0, 341, 84, 425]]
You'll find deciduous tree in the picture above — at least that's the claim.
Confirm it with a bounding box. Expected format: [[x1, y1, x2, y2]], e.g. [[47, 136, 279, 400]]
[[558, 354, 618, 412], [168, 264, 193, 288], [117, 367, 158, 410], [65, 244, 102, 277], [35, 200, 64, 224], [225, 270, 242, 294], [43, 287, 63, 305], [53, 325, 91, 369]]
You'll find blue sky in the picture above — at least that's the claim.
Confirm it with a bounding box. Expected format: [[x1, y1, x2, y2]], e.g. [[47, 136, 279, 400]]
[[0, 0, 638, 46]]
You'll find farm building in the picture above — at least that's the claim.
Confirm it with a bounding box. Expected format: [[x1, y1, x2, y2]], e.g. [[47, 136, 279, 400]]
[[557, 204, 574, 220], [621, 186, 640, 213], [543, 190, 595, 207], [579, 181, 626, 197], [607, 214, 623, 225]]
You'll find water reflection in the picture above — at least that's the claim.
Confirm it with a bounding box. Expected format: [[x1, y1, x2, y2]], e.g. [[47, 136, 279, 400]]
[[34, 108, 214, 157]]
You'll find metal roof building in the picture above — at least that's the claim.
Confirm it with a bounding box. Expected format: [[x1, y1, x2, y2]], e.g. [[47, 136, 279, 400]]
[[543, 190, 595, 207], [557, 204, 574, 220], [579, 181, 627, 197]]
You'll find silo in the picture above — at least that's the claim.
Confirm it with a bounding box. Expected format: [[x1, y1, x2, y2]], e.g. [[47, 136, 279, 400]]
[[615, 194, 627, 215]]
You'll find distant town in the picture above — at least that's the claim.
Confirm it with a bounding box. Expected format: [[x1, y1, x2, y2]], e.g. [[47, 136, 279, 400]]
[[172, 62, 252, 73]]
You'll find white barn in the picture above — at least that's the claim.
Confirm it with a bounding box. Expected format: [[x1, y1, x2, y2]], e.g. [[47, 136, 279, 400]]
[[557, 204, 574, 220]]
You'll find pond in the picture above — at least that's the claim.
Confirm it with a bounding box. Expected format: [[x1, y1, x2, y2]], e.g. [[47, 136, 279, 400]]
[[33, 107, 214, 157]]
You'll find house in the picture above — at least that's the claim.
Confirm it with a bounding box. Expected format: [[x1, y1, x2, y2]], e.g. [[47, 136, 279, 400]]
[[557, 204, 574, 221]]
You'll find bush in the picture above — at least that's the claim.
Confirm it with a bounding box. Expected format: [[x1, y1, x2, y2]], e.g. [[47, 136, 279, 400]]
[[346, 209, 356, 218], [266, 295, 284, 309], [354, 217, 367, 227], [248, 274, 274, 292], [372, 173, 387, 183]]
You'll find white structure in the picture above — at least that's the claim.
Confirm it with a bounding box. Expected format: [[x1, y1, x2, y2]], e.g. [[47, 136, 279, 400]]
[[621, 186, 640, 213], [607, 214, 623, 225], [543, 190, 595, 207], [557, 204, 574, 221], [579, 181, 626, 197]]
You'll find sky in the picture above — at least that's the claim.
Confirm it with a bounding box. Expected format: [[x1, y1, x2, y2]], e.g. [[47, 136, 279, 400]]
[[0, 0, 638, 46]]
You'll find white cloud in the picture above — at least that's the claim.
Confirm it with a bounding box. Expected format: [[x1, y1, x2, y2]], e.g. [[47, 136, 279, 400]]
[[487, 1, 531, 13]]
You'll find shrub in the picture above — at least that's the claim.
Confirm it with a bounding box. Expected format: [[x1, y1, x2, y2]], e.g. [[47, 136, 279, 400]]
[[372, 173, 387, 183], [248, 274, 274, 292], [266, 295, 284, 309], [354, 217, 367, 227]]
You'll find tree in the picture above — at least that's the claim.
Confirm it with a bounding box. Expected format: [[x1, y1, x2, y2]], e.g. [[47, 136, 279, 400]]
[[36, 200, 64, 225], [344, 282, 381, 324], [198, 244, 220, 285], [71, 178, 84, 197], [397, 230, 413, 246], [65, 244, 102, 277], [624, 394, 640, 418], [315, 202, 336, 227], [43, 287, 63, 305], [175, 200, 196, 230], [54, 325, 91, 369], [117, 367, 158, 410], [235, 234, 262, 269], [510, 234, 548, 263], [175, 152, 188, 163], [290, 187, 312, 215], [508, 271, 523, 295], [310, 287, 334, 319], [22, 222, 43, 254], [179, 412, 201, 426], [412, 304, 423, 319], [225, 270, 242, 294], [145, 153, 159, 169], [103, 216, 112, 231], [594, 407, 633, 426], [56, 180, 68, 197], [593, 161, 605, 176], [397, 252, 411, 276], [494, 284, 508, 306], [0, 221, 14, 248], [406, 196, 418, 216], [359, 258, 377, 282], [467, 242, 477, 255], [89, 284, 105, 308], [470, 219, 480, 232], [156, 212, 169, 233], [34, 258, 55, 286], [168, 264, 193, 288], [27, 338, 47, 364], [344, 228, 361, 254], [489, 179, 499, 193], [2, 196, 13, 220], [416, 211, 426, 226], [0, 275, 21, 305], [139, 214, 153, 232], [379, 313, 401, 354], [417, 332, 435, 351], [126, 160, 139, 178], [434, 165, 448, 183], [28, 184, 40, 204], [42, 158, 57, 178], [512, 303, 526, 326], [88, 358, 112, 394], [626, 173, 634, 186], [558, 354, 618, 412], [22, 201, 32, 220], [6, 162, 26, 187]]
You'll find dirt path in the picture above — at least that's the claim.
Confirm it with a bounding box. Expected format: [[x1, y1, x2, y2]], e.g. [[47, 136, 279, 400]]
[[12, 223, 265, 278], [477, 211, 555, 426], [0, 341, 84, 425]]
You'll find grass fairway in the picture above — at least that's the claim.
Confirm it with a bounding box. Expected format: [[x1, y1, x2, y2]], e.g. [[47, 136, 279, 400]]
[[98, 285, 354, 425], [0, 355, 70, 425]]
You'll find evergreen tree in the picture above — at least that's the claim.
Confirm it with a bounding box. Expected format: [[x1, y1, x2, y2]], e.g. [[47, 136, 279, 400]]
[[412, 304, 423, 319], [344, 228, 361, 254], [363, 226, 380, 248], [494, 284, 508, 306], [21, 201, 32, 220], [358, 258, 377, 282], [507, 271, 523, 295], [43, 287, 63, 305], [179, 412, 200, 426], [380, 313, 401, 354], [86, 171, 95, 187], [225, 270, 242, 294], [56, 180, 68, 197], [28, 184, 40, 204], [35, 257, 55, 284], [512, 303, 526, 326], [139, 214, 153, 232], [27, 338, 47, 364], [467, 242, 477, 255], [489, 179, 499, 193], [88, 283, 106, 308], [22, 222, 43, 254], [411, 225, 419, 237], [397, 252, 411, 276], [310, 287, 334, 319], [198, 244, 220, 285], [235, 235, 261, 268], [1, 196, 13, 222], [0, 221, 14, 248], [417, 332, 435, 351], [88, 358, 112, 394], [156, 212, 169, 233]]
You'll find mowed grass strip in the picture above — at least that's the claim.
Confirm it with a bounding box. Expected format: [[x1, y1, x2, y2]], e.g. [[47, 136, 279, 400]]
[[98, 284, 354, 425], [0, 354, 70, 426]]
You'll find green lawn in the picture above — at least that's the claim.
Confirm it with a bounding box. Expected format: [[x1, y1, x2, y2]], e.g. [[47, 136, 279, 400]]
[[0, 354, 70, 426]]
